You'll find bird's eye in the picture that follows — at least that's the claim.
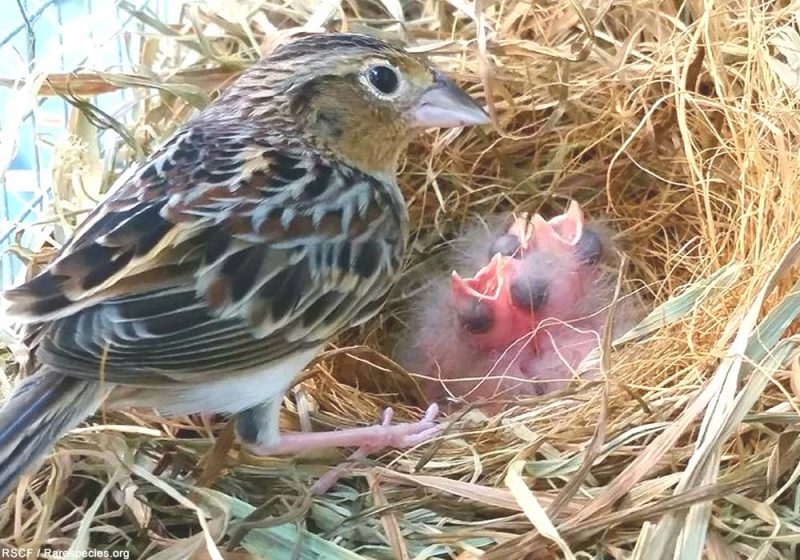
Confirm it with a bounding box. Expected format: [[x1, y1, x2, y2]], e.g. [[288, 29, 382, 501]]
[[366, 64, 400, 95]]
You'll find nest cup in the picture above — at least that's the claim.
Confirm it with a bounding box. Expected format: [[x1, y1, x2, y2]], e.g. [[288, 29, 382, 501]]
[[2, 1, 800, 558]]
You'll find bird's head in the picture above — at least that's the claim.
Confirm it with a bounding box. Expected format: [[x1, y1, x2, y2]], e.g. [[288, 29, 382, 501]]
[[237, 33, 489, 178], [449, 202, 606, 351]]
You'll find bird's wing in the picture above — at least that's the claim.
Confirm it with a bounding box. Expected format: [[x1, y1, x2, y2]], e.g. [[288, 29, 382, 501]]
[[4, 121, 404, 385]]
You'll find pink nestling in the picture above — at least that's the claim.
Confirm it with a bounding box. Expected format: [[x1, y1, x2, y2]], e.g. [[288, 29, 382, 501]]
[[401, 202, 623, 410]]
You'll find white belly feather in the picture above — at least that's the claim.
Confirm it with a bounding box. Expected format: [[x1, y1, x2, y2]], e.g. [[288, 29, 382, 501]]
[[132, 346, 322, 416]]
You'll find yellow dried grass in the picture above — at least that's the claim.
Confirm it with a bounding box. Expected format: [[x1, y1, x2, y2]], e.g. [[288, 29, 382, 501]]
[[2, 0, 800, 558]]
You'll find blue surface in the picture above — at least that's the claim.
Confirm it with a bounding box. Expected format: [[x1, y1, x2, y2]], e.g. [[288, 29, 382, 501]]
[[0, 0, 148, 287], [0, 0, 81, 286]]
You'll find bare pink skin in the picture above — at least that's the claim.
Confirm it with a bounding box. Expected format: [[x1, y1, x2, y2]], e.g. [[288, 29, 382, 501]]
[[402, 202, 627, 411], [249, 404, 441, 494], [254, 404, 441, 456], [306, 405, 439, 493], [450, 255, 539, 351]]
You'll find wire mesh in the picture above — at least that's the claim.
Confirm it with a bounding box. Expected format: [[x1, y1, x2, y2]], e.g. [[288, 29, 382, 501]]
[[0, 0, 175, 288]]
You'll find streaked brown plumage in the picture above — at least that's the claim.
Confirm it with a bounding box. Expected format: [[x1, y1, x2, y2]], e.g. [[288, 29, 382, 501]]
[[0, 33, 488, 497]]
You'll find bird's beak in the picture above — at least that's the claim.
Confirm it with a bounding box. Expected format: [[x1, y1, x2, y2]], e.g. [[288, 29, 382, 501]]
[[407, 73, 490, 129]]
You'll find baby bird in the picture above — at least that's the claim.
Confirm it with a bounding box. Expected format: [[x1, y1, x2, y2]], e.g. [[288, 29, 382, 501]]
[[0, 33, 488, 498], [402, 202, 622, 410]]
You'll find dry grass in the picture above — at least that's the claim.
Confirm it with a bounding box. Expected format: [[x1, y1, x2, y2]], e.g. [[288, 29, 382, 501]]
[[2, 0, 800, 558]]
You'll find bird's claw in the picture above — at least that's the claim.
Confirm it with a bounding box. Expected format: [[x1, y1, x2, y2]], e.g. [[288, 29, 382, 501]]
[[356, 403, 441, 453], [310, 403, 442, 494]]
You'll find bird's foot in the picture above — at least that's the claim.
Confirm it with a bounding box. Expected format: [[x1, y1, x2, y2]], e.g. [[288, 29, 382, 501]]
[[250, 403, 440, 456], [311, 403, 441, 494], [348, 403, 441, 453], [247, 404, 441, 494]]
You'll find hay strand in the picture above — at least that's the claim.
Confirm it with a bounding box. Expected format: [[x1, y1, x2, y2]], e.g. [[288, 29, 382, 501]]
[[2, 0, 800, 558]]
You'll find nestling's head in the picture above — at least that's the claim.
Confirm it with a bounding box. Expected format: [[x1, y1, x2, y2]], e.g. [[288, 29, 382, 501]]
[[449, 202, 606, 350], [230, 33, 489, 177]]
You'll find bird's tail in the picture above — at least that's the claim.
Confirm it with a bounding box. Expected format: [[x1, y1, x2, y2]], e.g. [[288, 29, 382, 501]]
[[0, 371, 106, 498]]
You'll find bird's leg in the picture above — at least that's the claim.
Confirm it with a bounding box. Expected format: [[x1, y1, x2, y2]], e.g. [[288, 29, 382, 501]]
[[242, 403, 441, 494], [307, 405, 441, 494], [248, 403, 441, 456]]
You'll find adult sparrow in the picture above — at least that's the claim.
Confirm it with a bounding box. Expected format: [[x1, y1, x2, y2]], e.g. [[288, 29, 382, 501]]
[[0, 33, 488, 497]]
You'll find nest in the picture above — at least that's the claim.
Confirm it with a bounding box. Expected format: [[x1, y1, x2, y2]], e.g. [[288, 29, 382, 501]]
[[2, 0, 800, 558]]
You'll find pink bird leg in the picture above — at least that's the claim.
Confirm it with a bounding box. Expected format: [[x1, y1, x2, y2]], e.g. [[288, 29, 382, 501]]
[[256, 403, 441, 456], [308, 406, 439, 494], [245, 404, 441, 494]]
